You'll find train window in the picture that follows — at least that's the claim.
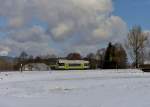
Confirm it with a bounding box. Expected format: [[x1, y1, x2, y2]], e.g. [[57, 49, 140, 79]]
[[84, 63, 89, 66], [69, 64, 81, 66], [58, 63, 65, 66]]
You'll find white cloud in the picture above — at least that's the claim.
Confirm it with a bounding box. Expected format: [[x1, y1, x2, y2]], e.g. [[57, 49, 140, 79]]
[[9, 26, 49, 43], [51, 23, 74, 41], [0, 0, 127, 56], [0, 51, 9, 56], [0, 46, 10, 56], [8, 17, 24, 28], [1, 26, 56, 56]]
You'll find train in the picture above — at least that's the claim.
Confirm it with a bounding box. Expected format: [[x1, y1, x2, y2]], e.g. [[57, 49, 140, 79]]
[[50, 59, 90, 70]]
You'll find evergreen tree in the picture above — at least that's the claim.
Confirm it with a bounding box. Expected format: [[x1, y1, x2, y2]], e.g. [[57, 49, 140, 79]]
[[103, 42, 115, 69], [114, 43, 128, 68], [103, 42, 127, 69]]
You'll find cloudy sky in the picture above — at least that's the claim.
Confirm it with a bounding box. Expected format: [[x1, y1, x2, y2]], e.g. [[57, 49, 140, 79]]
[[0, 0, 149, 57]]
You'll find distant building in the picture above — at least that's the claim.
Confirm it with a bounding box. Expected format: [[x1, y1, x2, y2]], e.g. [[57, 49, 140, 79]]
[[139, 61, 150, 72], [21, 63, 50, 71], [144, 61, 150, 65]]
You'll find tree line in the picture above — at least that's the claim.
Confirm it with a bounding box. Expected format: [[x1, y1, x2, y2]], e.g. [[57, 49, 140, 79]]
[[0, 25, 149, 71]]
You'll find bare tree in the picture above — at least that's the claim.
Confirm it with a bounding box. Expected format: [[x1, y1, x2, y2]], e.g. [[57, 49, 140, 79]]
[[125, 26, 148, 68], [86, 53, 97, 69], [19, 51, 28, 61], [66, 53, 82, 60], [96, 48, 105, 68]]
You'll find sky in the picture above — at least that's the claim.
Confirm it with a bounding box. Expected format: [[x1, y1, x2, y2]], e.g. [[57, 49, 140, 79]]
[[0, 0, 149, 57], [114, 0, 150, 30]]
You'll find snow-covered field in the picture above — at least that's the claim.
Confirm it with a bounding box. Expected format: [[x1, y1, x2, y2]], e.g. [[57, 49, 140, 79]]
[[0, 69, 150, 107]]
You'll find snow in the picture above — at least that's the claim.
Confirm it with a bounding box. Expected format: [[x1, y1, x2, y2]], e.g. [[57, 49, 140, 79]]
[[0, 69, 150, 107]]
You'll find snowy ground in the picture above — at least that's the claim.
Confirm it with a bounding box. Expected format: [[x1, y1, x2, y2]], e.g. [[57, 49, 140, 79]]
[[0, 69, 150, 107]]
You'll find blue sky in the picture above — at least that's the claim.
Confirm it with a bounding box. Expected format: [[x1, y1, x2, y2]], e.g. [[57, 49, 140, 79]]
[[0, 0, 149, 56], [114, 0, 150, 30]]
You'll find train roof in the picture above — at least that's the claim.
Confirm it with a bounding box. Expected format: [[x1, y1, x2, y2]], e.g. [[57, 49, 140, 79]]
[[58, 59, 89, 63]]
